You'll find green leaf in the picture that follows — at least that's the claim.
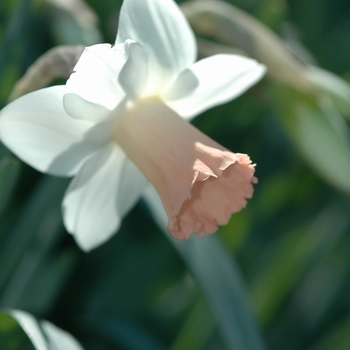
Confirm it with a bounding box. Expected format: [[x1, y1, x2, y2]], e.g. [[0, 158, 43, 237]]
[[143, 186, 266, 350], [270, 83, 350, 194], [181, 0, 311, 91], [0, 309, 83, 350], [310, 315, 350, 350], [0, 312, 34, 350], [0, 176, 69, 294], [284, 233, 350, 331], [307, 66, 350, 118], [170, 298, 215, 350], [0, 157, 20, 224], [0, 0, 32, 85], [91, 317, 165, 350], [2, 249, 78, 314], [250, 201, 349, 325]]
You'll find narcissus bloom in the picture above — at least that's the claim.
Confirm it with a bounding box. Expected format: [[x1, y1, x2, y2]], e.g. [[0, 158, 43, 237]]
[[0, 0, 265, 251]]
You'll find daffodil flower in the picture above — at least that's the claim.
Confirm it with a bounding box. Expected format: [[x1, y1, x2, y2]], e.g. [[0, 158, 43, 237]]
[[0, 0, 265, 251]]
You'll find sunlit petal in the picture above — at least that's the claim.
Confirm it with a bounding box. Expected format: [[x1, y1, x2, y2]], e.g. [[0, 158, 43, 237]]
[[116, 0, 197, 94], [118, 41, 149, 100], [0, 86, 100, 176], [64, 41, 148, 122], [163, 54, 266, 119], [66, 43, 127, 110], [63, 93, 113, 123]]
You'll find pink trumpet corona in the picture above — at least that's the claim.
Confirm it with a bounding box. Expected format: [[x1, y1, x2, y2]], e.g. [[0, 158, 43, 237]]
[[114, 98, 257, 240]]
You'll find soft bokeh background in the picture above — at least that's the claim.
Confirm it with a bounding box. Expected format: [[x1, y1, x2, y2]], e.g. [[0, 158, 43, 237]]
[[1, 0, 350, 349]]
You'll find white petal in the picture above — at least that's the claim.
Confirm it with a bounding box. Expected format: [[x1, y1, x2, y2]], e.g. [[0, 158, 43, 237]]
[[63, 93, 113, 123], [64, 41, 148, 122], [116, 153, 149, 219], [0, 86, 101, 176], [116, 0, 197, 94], [63, 143, 147, 251], [118, 41, 148, 100], [66, 43, 127, 110], [163, 55, 266, 119]]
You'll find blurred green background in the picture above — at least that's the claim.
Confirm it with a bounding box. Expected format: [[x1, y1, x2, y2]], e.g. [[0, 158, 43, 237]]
[[1, 0, 350, 349]]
